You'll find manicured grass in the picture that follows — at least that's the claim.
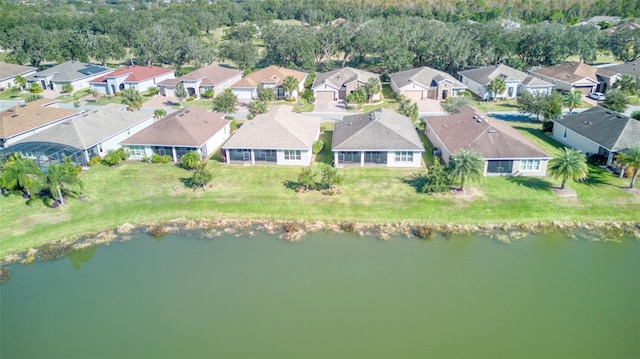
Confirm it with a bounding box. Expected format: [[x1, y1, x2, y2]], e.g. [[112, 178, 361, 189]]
[[1, 152, 638, 257], [314, 131, 333, 164], [358, 83, 400, 112], [471, 99, 520, 112]]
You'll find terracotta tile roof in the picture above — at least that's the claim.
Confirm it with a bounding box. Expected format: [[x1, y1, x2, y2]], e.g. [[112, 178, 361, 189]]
[[222, 106, 320, 150], [425, 106, 550, 160], [178, 64, 242, 85], [0, 63, 36, 81], [90, 65, 173, 84], [231, 66, 307, 88], [121, 107, 228, 147], [0, 99, 80, 139], [531, 62, 599, 84], [332, 108, 424, 151]]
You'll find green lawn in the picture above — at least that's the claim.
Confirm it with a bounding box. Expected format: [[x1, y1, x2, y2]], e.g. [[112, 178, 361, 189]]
[[358, 83, 400, 112], [1, 147, 638, 257], [0, 88, 29, 101]]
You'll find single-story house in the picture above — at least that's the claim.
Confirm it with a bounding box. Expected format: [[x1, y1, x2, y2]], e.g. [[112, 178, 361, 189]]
[[230, 65, 307, 100], [222, 106, 320, 166], [458, 64, 554, 100], [551, 106, 640, 166], [424, 106, 551, 176], [27, 61, 113, 93], [8, 104, 153, 167], [389, 66, 467, 101], [586, 16, 622, 26], [0, 99, 80, 148], [121, 107, 230, 162], [311, 67, 380, 101], [0, 63, 37, 90], [332, 108, 425, 168], [158, 64, 243, 98], [598, 62, 640, 81], [89, 65, 175, 95], [530, 62, 620, 93]]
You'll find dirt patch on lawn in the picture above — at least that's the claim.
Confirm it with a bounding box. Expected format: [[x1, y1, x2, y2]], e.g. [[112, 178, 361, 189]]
[[620, 187, 640, 196], [551, 186, 577, 197]]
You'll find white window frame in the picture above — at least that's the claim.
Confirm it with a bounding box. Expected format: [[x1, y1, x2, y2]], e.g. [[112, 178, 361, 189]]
[[520, 159, 541, 172], [128, 145, 146, 156], [395, 151, 413, 162], [284, 150, 301, 161]]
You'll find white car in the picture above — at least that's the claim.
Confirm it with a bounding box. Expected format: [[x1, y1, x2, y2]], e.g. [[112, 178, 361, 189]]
[[589, 92, 606, 101]]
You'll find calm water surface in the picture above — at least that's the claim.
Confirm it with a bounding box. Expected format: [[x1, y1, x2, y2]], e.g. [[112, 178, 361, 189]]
[[1, 231, 639, 358]]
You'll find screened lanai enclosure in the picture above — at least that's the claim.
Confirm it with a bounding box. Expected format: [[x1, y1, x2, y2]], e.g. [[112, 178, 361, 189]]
[[0, 142, 88, 169]]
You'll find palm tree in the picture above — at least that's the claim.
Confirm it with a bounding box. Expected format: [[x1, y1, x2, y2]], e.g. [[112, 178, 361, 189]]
[[364, 77, 382, 103], [0, 153, 43, 198], [281, 76, 299, 100], [14, 75, 27, 91], [617, 143, 640, 189], [487, 77, 506, 101], [548, 147, 589, 189], [154, 109, 167, 119], [449, 149, 484, 190], [121, 89, 143, 111], [563, 91, 583, 114], [180, 150, 202, 170], [46, 160, 83, 205]]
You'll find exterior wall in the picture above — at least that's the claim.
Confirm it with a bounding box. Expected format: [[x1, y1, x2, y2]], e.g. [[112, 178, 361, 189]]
[[514, 158, 548, 176], [424, 124, 451, 163], [460, 75, 487, 99], [202, 123, 231, 158], [521, 85, 553, 96], [0, 70, 37, 90], [344, 81, 365, 98], [127, 73, 174, 93], [211, 73, 243, 97], [551, 123, 601, 155], [275, 149, 312, 165], [160, 86, 175, 97], [386, 151, 423, 167], [126, 146, 154, 160], [96, 117, 154, 157], [90, 82, 110, 94]]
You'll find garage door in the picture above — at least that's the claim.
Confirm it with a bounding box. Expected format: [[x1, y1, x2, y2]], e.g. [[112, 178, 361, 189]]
[[403, 90, 423, 101], [315, 91, 336, 101], [573, 86, 594, 94]]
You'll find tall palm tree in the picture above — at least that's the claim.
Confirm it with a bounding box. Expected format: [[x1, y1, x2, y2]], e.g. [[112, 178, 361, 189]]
[[449, 149, 484, 190], [563, 91, 583, 114], [617, 143, 640, 189], [46, 159, 83, 205], [14, 75, 27, 91], [0, 153, 43, 198], [548, 147, 589, 189]]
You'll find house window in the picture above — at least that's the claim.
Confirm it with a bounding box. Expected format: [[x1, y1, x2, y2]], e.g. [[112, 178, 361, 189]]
[[284, 150, 301, 161], [127, 145, 146, 156], [563, 128, 568, 139], [395, 152, 413, 162], [520, 160, 540, 171]]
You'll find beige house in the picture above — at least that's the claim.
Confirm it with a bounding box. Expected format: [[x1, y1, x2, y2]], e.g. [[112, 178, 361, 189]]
[[312, 67, 380, 101], [530, 62, 620, 94], [425, 106, 550, 176], [0, 63, 36, 90], [389, 66, 467, 101], [158, 64, 243, 99], [231, 66, 307, 100]]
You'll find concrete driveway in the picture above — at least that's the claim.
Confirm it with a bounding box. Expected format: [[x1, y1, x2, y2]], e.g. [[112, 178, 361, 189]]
[[313, 100, 348, 114], [417, 99, 446, 115]]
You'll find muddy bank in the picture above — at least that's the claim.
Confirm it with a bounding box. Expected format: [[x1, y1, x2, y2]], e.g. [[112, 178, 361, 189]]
[[2, 218, 639, 270]]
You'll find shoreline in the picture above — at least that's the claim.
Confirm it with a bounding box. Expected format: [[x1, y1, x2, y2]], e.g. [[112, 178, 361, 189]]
[[2, 218, 639, 268]]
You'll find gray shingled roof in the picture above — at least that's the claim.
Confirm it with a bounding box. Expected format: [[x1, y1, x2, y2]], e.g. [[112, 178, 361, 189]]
[[0, 63, 36, 81], [552, 106, 640, 151], [15, 104, 153, 150], [27, 61, 112, 82], [121, 107, 228, 147], [425, 106, 550, 159], [312, 67, 379, 89], [222, 106, 320, 150], [600, 63, 640, 79], [332, 108, 424, 151], [389, 66, 466, 89], [458, 64, 552, 87]]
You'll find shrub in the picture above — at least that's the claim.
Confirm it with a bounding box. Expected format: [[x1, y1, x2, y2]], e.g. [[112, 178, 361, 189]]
[[102, 148, 129, 166], [542, 120, 554, 133], [320, 166, 343, 189], [61, 83, 74, 93], [297, 167, 317, 191], [587, 153, 608, 166], [29, 83, 43, 93], [87, 156, 102, 166], [186, 97, 195, 101], [312, 140, 324, 154], [24, 94, 43, 103], [230, 120, 238, 132], [189, 165, 214, 190], [631, 110, 640, 121], [147, 86, 159, 95], [151, 153, 172, 163], [201, 88, 214, 99], [181, 150, 202, 170], [422, 161, 450, 193], [141, 156, 151, 163]]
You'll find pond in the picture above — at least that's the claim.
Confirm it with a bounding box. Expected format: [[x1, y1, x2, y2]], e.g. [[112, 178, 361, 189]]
[[1, 230, 639, 358]]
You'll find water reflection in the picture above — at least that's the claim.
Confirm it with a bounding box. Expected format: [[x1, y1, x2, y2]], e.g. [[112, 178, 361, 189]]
[[67, 246, 97, 270]]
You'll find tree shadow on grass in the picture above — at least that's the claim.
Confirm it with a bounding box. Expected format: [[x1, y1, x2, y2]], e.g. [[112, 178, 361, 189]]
[[581, 165, 613, 187], [506, 176, 552, 191], [402, 173, 427, 193], [283, 180, 299, 191]]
